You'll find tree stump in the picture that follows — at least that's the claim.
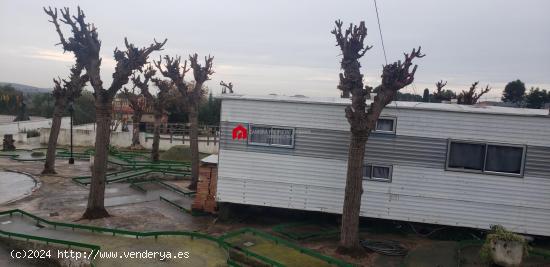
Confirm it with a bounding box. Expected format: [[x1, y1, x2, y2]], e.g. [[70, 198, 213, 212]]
[[3, 134, 16, 151]]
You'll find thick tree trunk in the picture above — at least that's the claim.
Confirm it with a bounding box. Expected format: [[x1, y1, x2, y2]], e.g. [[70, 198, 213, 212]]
[[42, 100, 65, 174], [188, 104, 200, 190], [339, 132, 368, 251], [151, 111, 161, 162], [131, 111, 142, 148], [82, 101, 111, 219]]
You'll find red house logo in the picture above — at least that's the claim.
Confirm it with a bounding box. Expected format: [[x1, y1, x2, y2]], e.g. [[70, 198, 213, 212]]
[[232, 124, 248, 140]]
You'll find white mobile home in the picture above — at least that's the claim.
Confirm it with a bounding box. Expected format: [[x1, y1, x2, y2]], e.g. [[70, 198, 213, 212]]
[[217, 94, 550, 236]]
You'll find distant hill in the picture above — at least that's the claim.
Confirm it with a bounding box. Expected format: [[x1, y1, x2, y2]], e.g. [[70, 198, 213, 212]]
[[0, 82, 51, 94]]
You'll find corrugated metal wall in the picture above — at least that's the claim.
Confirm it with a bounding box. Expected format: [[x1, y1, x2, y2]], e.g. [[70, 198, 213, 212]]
[[221, 121, 549, 176], [218, 98, 550, 236], [222, 99, 550, 146]]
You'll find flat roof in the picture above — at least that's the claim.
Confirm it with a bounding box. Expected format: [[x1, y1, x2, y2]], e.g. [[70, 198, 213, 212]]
[[219, 94, 550, 117], [201, 154, 218, 165]]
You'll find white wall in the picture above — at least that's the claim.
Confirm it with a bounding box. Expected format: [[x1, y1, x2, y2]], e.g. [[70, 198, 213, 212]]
[[222, 99, 550, 146], [217, 149, 550, 236], [218, 98, 550, 236], [39, 127, 219, 154], [0, 117, 70, 142]]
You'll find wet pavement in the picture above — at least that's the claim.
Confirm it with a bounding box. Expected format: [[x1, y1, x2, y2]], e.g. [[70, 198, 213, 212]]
[[0, 171, 37, 204], [0, 214, 228, 267]]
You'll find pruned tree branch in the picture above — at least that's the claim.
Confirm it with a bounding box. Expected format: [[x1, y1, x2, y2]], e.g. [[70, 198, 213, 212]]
[[457, 81, 491, 105], [366, 47, 424, 131], [108, 38, 167, 97], [331, 20, 372, 98], [432, 80, 450, 102], [44, 6, 166, 101], [154, 55, 189, 90], [52, 63, 89, 102], [187, 53, 214, 103], [220, 81, 234, 94]]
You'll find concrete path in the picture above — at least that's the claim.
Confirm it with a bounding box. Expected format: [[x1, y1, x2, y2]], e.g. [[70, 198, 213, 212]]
[[0, 214, 228, 267], [404, 241, 457, 267], [0, 171, 36, 204]]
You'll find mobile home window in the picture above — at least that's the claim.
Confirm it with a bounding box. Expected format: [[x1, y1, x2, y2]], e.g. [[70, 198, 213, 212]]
[[271, 128, 294, 146], [375, 117, 396, 133], [447, 141, 486, 171], [363, 164, 392, 182], [485, 145, 524, 174], [446, 140, 525, 176], [248, 125, 295, 148], [249, 126, 271, 145]]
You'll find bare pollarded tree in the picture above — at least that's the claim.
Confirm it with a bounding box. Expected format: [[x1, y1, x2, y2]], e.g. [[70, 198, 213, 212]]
[[155, 54, 213, 190], [331, 19, 424, 251], [432, 80, 449, 102], [44, 6, 166, 219], [457, 81, 491, 105], [121, 86, 146, 149], [186, 54, 214, 190], [132, 65, 172, 162], [220, 81, 234, 94], [42, 64, 89, 174], [124, 66, 157, 150]]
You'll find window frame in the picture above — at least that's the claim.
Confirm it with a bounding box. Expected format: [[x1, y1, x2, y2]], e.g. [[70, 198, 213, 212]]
[[363, 163, 393, 182], [483, 142, 527, 177], [374, 116, 397, 134], [247, 124, 296, 148], [445, 139, 487, 174], [445, 139, 526, 177]]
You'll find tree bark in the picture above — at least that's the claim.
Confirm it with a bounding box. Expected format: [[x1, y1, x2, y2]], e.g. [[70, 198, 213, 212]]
[[188, 103, 200, 190], [131, 111, 142, 148], [42, 99, 65, 174], [82, 101, 111, 219], [151, 111, 162, 162], [339, 133, 368, 251]]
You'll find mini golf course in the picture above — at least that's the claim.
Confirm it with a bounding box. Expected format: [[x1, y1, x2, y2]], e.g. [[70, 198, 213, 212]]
[[0, 148, 352, 266], [0, 148, 192, 185], [0, 171, 38, 205], [0, 210, 351, 267]]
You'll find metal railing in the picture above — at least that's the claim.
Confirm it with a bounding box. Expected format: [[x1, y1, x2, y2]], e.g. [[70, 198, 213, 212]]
[[143, 123, 219, 145], [0, 209, 354, 267]]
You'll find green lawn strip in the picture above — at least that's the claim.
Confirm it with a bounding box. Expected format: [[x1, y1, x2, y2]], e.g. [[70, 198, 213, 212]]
[[0, 209, 235, 266], [220, 228, 353, 267], [272, 222, 340, 240], [0, 228, 100, 262], [72, 168, 153, 185]]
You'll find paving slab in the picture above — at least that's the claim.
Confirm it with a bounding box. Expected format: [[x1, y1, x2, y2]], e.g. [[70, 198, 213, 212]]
[[404, 241, 457, 267], [0, 214, 228, 267]]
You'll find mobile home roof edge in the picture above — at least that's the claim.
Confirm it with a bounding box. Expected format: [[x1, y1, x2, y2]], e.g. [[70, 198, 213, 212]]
[[218, 94, 550, 118]]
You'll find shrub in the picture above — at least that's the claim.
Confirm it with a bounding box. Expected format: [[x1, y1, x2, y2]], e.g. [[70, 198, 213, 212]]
[[480, 225, 528, 263], [108, 144, 119, 155], [26, 129, 40, 138], [31, 151, 45, 158]]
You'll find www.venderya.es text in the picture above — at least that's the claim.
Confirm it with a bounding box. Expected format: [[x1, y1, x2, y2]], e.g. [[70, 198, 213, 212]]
[[11, 249, 190, 261]]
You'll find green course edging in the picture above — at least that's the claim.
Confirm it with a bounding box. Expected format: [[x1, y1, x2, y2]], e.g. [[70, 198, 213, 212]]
[[220, 227, 353, 267], [0, 148, 91, 162], [0, 209, 351, 267], [72, 168, 190, 186], [158, 181, 196, 196], [159, 196, 207, 217], [0, 209, 231, 266]]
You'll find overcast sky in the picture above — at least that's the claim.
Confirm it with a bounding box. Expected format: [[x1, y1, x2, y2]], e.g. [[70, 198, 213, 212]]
[[0, 0, 549, 100]]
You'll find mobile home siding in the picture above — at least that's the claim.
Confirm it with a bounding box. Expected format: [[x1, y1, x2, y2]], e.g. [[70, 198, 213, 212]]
[[221, 121, 550, 176], [218, 98, 550, 236], [221, 99, 550, 146]]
